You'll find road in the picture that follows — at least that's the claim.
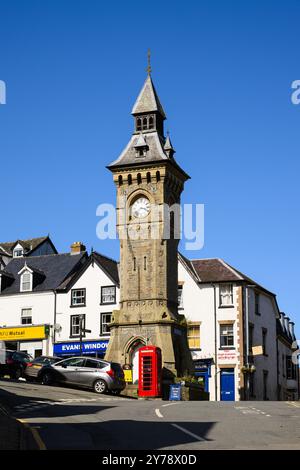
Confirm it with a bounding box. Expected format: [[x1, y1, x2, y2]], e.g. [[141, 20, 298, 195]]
[[0, 378, 299, 450]]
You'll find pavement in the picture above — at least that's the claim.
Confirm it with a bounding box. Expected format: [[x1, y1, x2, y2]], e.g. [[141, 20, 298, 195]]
[[0, 399, 38, 450], [0, 377, 300, 450]]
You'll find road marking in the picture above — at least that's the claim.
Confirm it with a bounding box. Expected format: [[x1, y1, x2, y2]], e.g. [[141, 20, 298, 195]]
[[162, 403, 179, 407], [155, 408, 164, 418], [17, 419, 47, 450], [171, 423, 206, 442]]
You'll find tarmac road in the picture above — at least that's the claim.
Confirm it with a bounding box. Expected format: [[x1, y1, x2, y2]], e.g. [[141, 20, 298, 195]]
[[0, 378, 299, 450]]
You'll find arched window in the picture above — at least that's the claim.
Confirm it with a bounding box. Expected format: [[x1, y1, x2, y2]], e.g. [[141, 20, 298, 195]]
[[136, 118, 142, 131], [118, 175, 123, 186], [146, 172, 151, 183], [156, 171, 161, 182], [149, 116, 154, 129], [128, 174, 132, 185], [142, 117, 148, 130], [137, 173, 142, 184]]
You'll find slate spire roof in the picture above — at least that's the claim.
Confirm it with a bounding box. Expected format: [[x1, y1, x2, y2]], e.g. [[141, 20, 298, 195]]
[[131, 75, 166, 119]]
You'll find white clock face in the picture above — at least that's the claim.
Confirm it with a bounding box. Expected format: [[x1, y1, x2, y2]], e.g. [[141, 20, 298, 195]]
[[131, 197, 150, 218]]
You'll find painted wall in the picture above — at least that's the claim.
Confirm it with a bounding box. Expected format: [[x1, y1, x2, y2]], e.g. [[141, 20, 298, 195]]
[[178, 259, 279, 401], [0, 291, 54, 356], [55, 262, 120, 348]]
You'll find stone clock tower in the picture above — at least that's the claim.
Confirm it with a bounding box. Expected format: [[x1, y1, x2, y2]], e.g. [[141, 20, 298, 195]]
[[105, 67, 192, 379]]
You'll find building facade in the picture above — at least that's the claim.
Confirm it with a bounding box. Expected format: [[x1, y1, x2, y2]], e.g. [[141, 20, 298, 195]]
[[53, 251, 120, 359], [178, 254, 299, 401], [0, 243, 87, 358]]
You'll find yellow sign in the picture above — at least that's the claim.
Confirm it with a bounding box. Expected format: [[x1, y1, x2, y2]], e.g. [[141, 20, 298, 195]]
[[252, 345, 264, 356], [0, 326, 47, 342], [124, 369, 133, 383]]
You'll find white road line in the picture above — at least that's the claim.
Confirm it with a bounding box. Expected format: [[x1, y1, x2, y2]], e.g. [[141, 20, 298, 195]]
[[162, 403, 179, 407], [172, 423, 206, 442], [155, 408, 164, 418]]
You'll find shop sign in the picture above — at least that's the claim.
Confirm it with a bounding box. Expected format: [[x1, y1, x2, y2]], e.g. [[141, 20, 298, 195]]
[[54, 340, 109, 356], [217, 350, 237, 362], [0, 325, 47, 341]]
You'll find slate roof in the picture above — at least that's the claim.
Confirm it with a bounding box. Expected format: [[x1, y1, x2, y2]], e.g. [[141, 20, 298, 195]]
[[0, 253, 87, 295], [179, 253, 276, 298], [0, 236, 55, 256], [131, 75, 166, 118], [93, 252, 119, 285]]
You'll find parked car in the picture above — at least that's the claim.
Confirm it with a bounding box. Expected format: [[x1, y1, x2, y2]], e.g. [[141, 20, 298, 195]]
[[25, 356, 61, 381], [38, 356, 126, 394], [0, 349, 34, 379]]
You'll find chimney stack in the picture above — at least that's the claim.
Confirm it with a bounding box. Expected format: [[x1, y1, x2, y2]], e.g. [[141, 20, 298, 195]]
[[284, 316, 290, 336], [71, 242, 86, 255]]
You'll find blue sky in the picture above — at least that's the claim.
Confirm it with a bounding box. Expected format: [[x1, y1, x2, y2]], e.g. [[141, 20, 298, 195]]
[[0, 1, 299, 336]]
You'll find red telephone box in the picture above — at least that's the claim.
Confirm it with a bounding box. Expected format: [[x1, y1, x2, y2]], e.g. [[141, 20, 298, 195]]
[[138, 346, 162, 398]]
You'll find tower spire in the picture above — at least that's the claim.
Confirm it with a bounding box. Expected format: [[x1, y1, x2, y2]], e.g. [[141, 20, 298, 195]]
[[146, 49, 152, 76]]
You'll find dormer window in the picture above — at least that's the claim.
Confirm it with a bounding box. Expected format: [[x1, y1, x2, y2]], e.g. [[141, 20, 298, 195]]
[[13, 248, 24, 258], [21, 271, 32, 292]]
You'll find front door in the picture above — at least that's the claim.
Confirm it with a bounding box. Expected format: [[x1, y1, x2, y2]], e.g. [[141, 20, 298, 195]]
[[220, 368, 235, 401]]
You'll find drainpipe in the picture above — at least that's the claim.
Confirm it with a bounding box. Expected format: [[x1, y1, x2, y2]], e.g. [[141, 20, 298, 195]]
[[213, 284, 218, 401], [53, 290, 57, 354], [245, 285, 249, 401]]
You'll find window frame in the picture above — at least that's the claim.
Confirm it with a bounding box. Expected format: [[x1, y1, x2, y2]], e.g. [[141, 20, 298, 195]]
[[100, 285, 116, 306], [255, 291, 261, 316], [70, 288, 86, 307], [20, 271, 32, 292], [262, 328, 268, 356], [178, 285, 184, 310], [219, 284, 234, 308], [187, 322, 200, 350], [70, 314, 86, 338], [220, 323, 235, 349], [21, 308, 32, 325], [100, 312, 112, 336]]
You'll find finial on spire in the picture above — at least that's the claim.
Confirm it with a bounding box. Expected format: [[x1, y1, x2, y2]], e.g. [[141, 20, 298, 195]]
[[146, 49, 152, 75]]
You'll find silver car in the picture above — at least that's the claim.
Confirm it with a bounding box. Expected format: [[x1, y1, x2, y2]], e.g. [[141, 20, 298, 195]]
[[39, 356, 126, 394]]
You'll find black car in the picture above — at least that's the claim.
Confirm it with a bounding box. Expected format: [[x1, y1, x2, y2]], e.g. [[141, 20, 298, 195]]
[[0, 349, 34, 379]]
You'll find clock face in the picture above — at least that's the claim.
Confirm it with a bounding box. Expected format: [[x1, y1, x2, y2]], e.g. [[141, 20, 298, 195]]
[[131, 197, 150, 218]]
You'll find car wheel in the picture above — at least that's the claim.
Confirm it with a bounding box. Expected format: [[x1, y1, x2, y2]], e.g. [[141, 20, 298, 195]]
[[13, 368, 22, 380], [93, 379, 107, 394], [41, 371, 54, 385]]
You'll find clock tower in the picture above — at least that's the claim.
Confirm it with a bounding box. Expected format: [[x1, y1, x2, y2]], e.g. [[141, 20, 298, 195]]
[[105, 66, 192, 379]]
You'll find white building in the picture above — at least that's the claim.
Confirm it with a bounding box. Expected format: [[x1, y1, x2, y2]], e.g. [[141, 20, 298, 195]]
[[53, 251, 120, 359], [178, 254, 299, 401], [0, 242, 87, 358]]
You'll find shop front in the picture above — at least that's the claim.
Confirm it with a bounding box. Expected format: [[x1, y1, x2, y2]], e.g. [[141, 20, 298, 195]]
[[0, 325, 50, 358], [53, 340, 109, 358], [193, 359, 212, 393]]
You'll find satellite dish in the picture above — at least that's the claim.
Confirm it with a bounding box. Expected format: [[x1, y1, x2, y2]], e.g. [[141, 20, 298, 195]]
[[54, 324, 62, 333]]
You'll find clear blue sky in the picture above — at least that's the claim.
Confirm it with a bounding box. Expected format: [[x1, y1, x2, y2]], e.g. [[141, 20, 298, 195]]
[[0, 1, 299, 336]]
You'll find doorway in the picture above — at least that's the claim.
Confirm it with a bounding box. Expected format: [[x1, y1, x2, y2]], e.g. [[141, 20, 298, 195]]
[[220, 368, 235, 401]]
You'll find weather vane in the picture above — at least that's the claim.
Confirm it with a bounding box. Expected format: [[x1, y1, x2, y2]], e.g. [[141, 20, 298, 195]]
[[147, 49, 152, 75]]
